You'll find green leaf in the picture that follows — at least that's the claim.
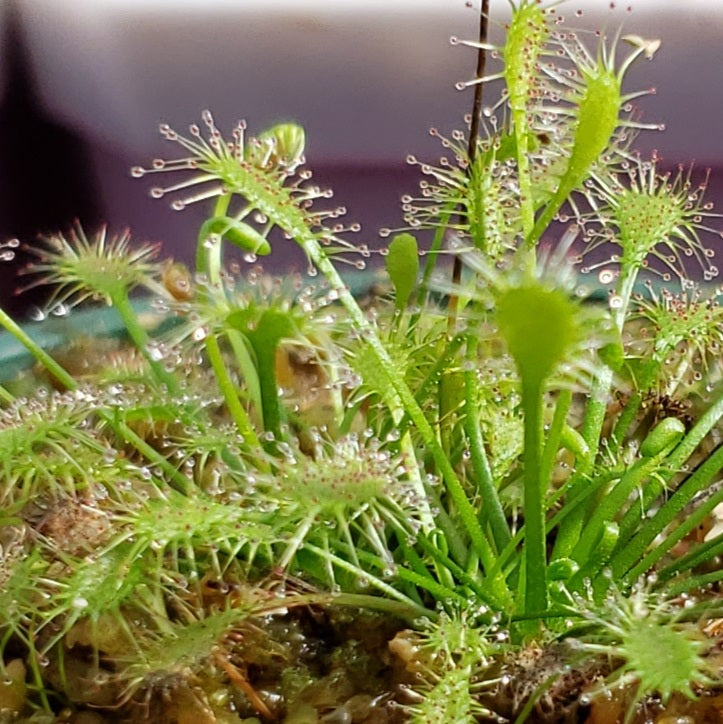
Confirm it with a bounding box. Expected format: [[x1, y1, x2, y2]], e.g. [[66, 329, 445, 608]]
[[385, 233, 419, 310], [198, 216, 271, 255], [234, 309, 296, 436]]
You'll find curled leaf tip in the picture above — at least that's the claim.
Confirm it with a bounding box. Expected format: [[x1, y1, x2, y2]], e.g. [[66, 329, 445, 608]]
[[622, 35, 661, 60]]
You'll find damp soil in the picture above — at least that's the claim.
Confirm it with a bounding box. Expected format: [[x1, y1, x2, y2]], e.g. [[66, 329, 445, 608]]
[[2, 602, 721, 723]]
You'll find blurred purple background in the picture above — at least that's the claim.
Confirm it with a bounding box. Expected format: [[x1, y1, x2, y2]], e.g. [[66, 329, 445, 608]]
[[1, 0, 722, 316]]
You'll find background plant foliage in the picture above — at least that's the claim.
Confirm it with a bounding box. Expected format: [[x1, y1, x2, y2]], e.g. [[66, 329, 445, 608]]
[[0, 1, 721, 722]]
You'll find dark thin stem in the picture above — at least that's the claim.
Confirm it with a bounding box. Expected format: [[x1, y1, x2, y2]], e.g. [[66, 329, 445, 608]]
[[467, 1, 491, 167], [448, 1, 490, 330]]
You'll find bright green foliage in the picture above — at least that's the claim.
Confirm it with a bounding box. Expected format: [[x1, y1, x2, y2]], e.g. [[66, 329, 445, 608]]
[[386, 232, 419, 309], [0, 1, 721, 720], [229, 307, 297, 435], [586, 159, 720, 284], [132, 112, 361, 263], [408, 668, 484, 723], [570, 583, 716, 716], [399, 612, 502, 723], [116, 607, 253, 704], [529, 36, 642, 243], [639, 416, 685, 457], [496, 284, 579, 388], [261, 434, 426, 583], [620, 619, 708, 702], [503, 1, 549, 114], [561, 66, 620, 195], [393, 128, 524, 258], [628, 284, 723, 394], [247, 121, 306, 171], [22, 223, 165, 308], [199, 215, 272, 255], [37, 546, 149, 654], [117, 488, 276, 573]]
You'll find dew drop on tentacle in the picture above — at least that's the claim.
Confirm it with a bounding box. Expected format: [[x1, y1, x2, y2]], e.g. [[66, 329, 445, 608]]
[[146, 341, 165, 362], [50, 302, 69, 317], [191, 326, 208, 342]]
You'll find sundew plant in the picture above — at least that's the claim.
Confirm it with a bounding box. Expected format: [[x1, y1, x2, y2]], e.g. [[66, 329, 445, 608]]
[[0, 1, 721, 721]]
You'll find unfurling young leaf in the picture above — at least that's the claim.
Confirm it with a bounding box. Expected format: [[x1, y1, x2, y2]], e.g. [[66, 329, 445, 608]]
[[386, 233, 419, 310]]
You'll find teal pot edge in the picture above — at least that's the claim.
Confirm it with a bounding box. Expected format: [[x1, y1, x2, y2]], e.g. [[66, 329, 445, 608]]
[[0, 270, 383, 382]]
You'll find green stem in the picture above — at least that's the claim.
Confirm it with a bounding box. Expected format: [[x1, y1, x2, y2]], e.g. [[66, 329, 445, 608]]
[[0, 305, 195, 494], [415, 531, 502, 609], [612, 266, 637, 331], [426, 491, 471, 567], [539, 389, 572, 496], [663, 565, 723, 598], [253, 343, 283, 437], [226, 329, 262, 415], [300, 235, 510, 602], [413, 205, 455, 319], [492, 467, 616, 586], [555, 266, 641, 554], [463, 366, 511, 552], [571, 455, 659, 565], [0, 306, 76, 390], [609, 444, 723, 583], [333, 537, 463, 609], [615, 472, 665, 549], [303, 541, 436, 616], [611, 391, 642, 447], [204, 333, 264, 455], [662, 388, 723, 470], [197, 194, 232, 285], [521, 379, 548, 615], [0, 384, 14, 404], [382, 333, 465, 440], [112, 420, 192, 495], [279, 511, 317, 569], [657, 532, 723, 584], [641, 489, 723, 586], [320, 592, 432, 623], [109, 289, 180, 394], [512, 106, 536, 258]]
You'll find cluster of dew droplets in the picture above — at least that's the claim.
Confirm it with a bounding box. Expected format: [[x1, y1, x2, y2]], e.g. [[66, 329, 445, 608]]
[[579, 154, 721, 292], [632, 281, 723, 390], [131, 112, 371, 271], [270, 432, 424, 567], [0, 237, 20, 262], [130, 113, 249, 211], [381, 119, 519, 256]]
